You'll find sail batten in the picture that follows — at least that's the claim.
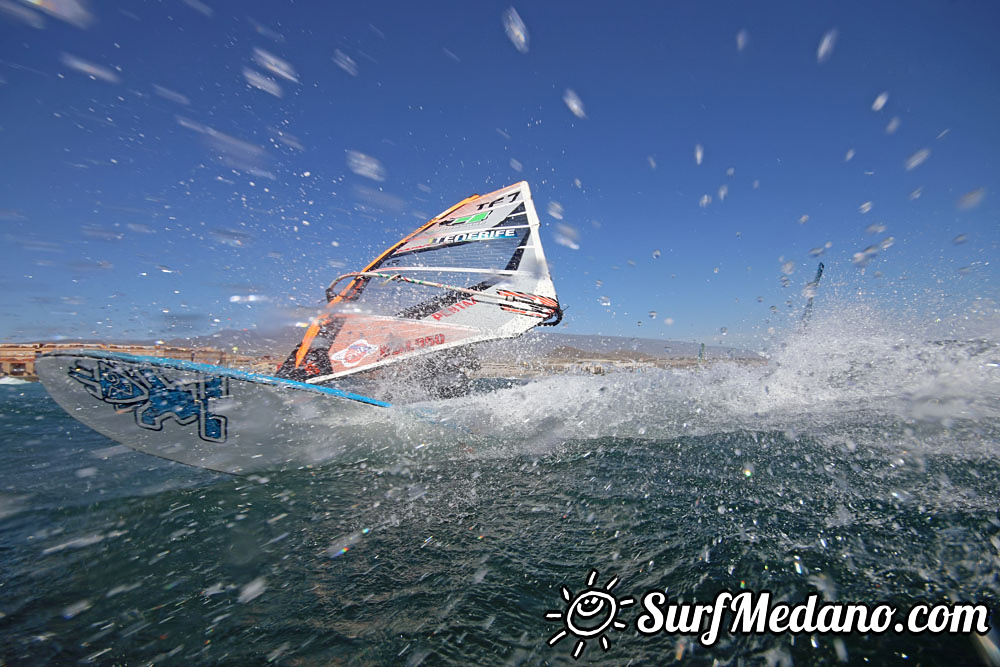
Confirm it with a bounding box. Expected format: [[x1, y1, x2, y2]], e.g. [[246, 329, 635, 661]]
[[276, 182, 560, 383], [376, 267, 518, 275]]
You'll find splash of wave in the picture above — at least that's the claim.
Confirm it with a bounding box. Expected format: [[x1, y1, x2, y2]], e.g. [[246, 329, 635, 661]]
[[426, 303, 1000, 459]]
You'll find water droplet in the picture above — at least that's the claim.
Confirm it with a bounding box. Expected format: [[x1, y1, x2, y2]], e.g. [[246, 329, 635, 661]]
[[32, 0, 93, 28], [953, 234, 967, 245], [554, 223, 579, 250], [859, 201, 873, 214], [872, 91, 889, 111], [210, 228, 253, 248], [865, 223, 887, 235], [509, 158, 523, 172], [664, 317, 674, 326], [905, 148, 930, 171], [346, 150, 386, 181], [817, 29, 837, 63], [736, 28, 749, 52], [886, 116, 900, 134], [699, 194, 711, 208], [60, 53, 119, 83], [649, 311, 657, 319], [957, 187, 985, 210], [502, 7, 529, 54], [243, 68, 282, 97], [62, 599, 92, 619], [780, 260, 795, 275], [181, 0, 213, 17], [878, 236, 894, 250], [333, 49, 358, 76], [694, 143, 704, 165], [798, 214, 809, 224], [845, 148, 855, 161], [808, 247, 825, 257], [647, 155, 657, 169], [252, 48, 299, 83], [834, 638, 849, 662], [718, 184, 728, 201], [238, 577, 267, 603], [547, 201, 564, 220], [562, 89, 586, 118], [909, 187, 923, 200], [890, 489, 914, 504], [272, 127, 305, 151], [852, 246, 879, 267], [266, 643, 290, 663], [229, 294, 269, 304], [2, 0, 45, 28], [247, 17, 284, 42], [153, 84, 190, 106], [652, 249, 661, 259]]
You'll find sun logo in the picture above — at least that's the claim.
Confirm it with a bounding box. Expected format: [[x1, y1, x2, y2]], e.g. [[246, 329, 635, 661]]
[[545, 569, 634, 659]]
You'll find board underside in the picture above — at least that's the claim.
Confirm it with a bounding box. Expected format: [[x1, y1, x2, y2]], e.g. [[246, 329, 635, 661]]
[[36, 351, 441, 474]]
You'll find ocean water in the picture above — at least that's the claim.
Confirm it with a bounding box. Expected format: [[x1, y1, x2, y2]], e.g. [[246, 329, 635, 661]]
[[2, 315, 999, 665]]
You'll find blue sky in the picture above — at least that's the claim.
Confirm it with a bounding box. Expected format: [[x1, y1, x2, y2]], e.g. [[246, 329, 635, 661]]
[[1, 0, 997, 348]]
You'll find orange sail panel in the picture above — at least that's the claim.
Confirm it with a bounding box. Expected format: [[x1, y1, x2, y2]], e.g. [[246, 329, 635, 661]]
[[322, 315, 479, 374]]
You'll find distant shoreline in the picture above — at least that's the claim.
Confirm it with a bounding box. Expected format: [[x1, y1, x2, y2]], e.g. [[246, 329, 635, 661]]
[[0, 342, 277, 382], [0, 334, 764, 383]]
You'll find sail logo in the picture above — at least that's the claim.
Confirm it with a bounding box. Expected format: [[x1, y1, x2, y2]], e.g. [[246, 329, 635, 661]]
[[474, 189, 521, 210], [429, 228, 517, 245], [431, 297, 477, 320], [379, 333, 445, 358], [330, 338, 379, 368], [68, 360, 228, 443], [438, 211, 490, 227]]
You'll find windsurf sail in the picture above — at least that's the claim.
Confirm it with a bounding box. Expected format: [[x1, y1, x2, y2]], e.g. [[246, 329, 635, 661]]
[[276, 181, 561, 384]]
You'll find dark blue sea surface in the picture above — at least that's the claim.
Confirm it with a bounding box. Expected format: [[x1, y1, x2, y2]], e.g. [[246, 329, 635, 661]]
[[1, 331, 999, 665]]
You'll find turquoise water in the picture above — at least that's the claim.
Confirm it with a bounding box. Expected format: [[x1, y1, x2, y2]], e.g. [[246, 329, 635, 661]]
[[2, 324, 999, 664]]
